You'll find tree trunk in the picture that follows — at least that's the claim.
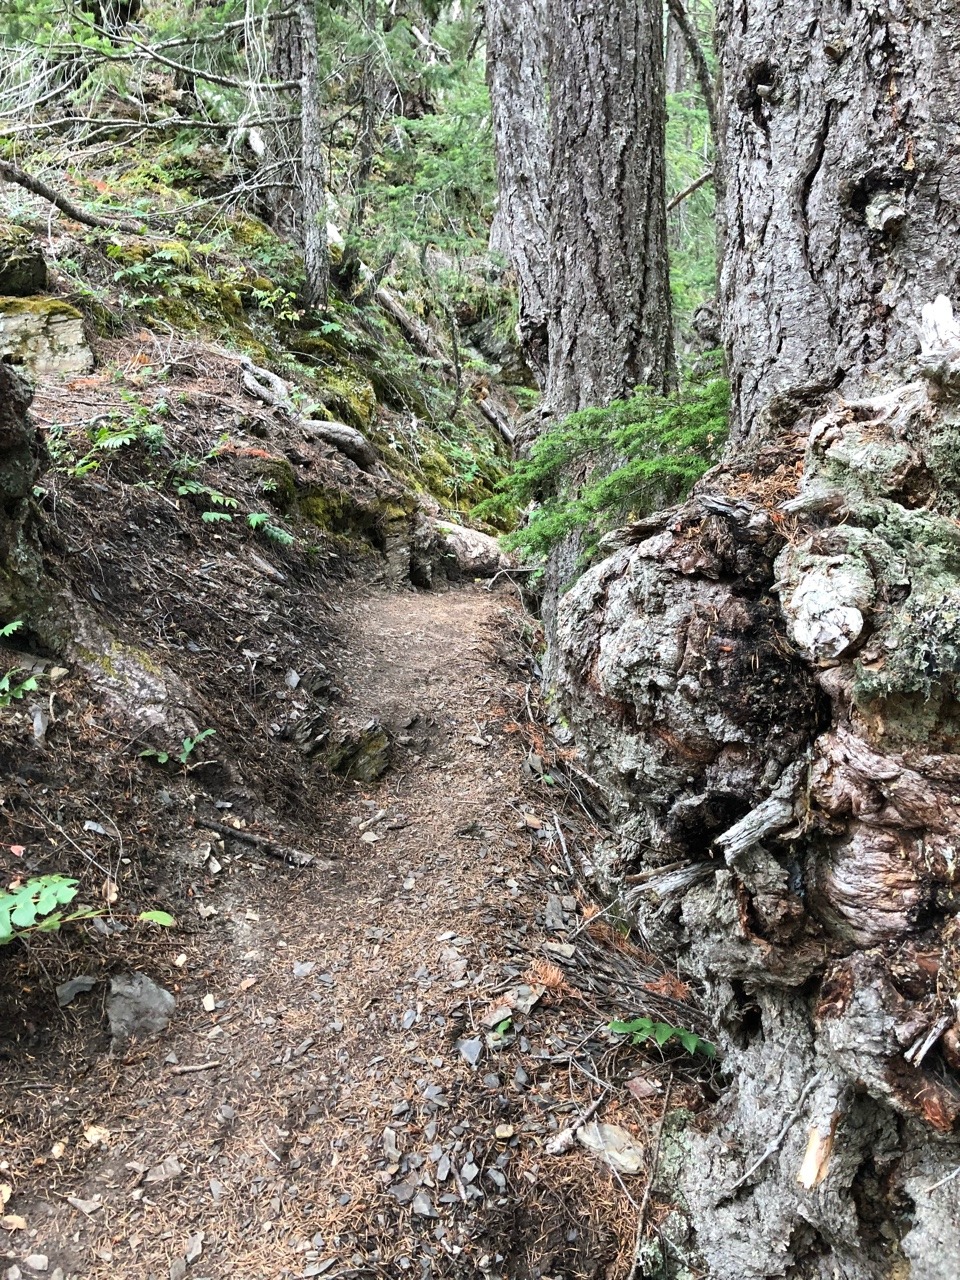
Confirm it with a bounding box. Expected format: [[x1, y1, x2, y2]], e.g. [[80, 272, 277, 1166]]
[[545, 0, 674, 414], [551, 2, 960, 1275], [263, 10, 302, 238], [664, 13, 688, 96], [485, 0, 550, 387], [718, 0, 960, 444], [299, 0, 328, 311]]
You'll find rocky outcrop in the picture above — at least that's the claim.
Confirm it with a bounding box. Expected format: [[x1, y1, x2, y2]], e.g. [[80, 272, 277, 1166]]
[[432, 520, 513, 579], [0, 224, 47, 296], [0, 362, 47, 617], [0, 298, 93, 376]]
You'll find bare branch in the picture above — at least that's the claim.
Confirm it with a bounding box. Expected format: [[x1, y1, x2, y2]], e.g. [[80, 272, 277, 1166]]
[[667, 168, 714, 212], [0, 159, 145, 234]]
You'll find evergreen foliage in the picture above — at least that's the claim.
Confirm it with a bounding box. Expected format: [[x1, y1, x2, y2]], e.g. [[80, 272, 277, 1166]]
[[666, 86, 716, 336], [477, 359, 729, 562]]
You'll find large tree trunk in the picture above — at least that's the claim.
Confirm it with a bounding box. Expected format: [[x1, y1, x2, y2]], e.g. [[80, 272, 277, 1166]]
[[485, 0, 550, 386], [544, 0, 674, 414], [299, 0, 329, 311], [718, 0, 960, 444], [552, 3, 960, 1276], [262, 10, 302, 238]]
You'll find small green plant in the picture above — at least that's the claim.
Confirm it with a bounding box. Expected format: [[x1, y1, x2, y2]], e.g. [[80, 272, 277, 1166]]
[[251, 284, 303, 324], [0, 874, 175, 945], [140, 728, 216, 767], [54, 401, 172, 478], [0, 620, 39, 709], [477, 362, 729, 562], [610, 1016, 716, 1059], [176, 479, 238, 508], [247, 512, 295, 546]]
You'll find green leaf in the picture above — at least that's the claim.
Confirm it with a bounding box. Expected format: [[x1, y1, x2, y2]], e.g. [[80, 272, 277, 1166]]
[[247, 512, 269, 529], [0, 620, 23, 638], [34, 911, 65, 933], [201, 511, 233, 523], [138, 909, 176, 927], [653, 1022, 675, 1046]]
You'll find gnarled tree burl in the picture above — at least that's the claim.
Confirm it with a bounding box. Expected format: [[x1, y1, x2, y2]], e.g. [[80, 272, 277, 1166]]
[[551, 3, 960, 1275]]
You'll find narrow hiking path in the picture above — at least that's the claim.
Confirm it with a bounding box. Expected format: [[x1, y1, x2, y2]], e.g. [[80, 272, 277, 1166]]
[[3, 586, 708, 1280]]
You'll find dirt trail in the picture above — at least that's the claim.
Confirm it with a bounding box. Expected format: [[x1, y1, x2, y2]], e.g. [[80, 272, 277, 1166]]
[[3, 585, 702, 1280]]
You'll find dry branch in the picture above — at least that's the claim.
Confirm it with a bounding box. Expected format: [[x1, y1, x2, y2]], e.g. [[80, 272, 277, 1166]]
[[667, 169, 714, 212], [0, 159, 145, 234], [195, 816, 323, 868]]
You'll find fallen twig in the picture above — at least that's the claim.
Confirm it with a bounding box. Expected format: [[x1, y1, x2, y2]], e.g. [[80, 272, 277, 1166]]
[[927, 1163, 960, 1194], [726, 1073, 822, 1194], [195, 816, 322, 868], [545, 1090, 606, 1155], [169, 1061, 220, 1075]]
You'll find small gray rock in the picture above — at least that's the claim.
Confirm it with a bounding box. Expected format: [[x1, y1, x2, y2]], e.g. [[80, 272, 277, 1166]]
[[106, 972, 175, 1045], [457, 1038, 483, 1068], [411, 1190, 437, 1218], [544, 894, 565, 931], [56, 975, 97, 1007]]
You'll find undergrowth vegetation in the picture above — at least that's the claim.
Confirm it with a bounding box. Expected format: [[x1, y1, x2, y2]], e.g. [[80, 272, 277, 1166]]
[[478, 359, 729, 563]]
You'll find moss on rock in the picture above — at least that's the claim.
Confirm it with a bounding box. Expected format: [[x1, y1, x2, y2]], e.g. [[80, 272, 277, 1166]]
[[0, 298, 93, 376]]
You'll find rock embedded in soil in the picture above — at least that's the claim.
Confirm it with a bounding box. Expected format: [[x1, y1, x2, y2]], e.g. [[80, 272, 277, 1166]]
[[0, 224, 47, 296], [106, 972, 175, 1045]]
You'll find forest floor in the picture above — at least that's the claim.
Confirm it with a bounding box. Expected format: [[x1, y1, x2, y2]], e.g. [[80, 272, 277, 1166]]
[[0, 580, 715, 1280]]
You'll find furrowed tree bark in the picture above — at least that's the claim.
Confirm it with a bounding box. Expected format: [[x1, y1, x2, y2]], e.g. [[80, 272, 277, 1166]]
[[263, 8, 303, 237], [485, 0, 550, 386], [544, 0, 674, 415], [299, 0, 329, 311], [718, 0, 960, 444], [550, 2, 960, 1276]]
